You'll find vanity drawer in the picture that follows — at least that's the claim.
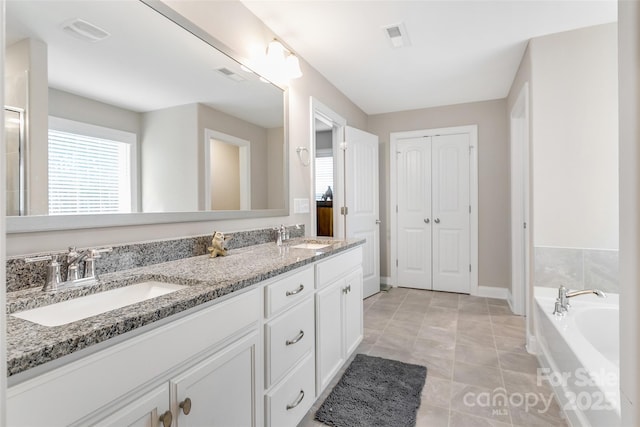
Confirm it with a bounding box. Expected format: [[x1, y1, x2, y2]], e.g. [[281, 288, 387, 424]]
[[265, 266, 314, 317], [265, 298, 314, 387], [316, 246, 362, 289], [265, 353, 315, 427]]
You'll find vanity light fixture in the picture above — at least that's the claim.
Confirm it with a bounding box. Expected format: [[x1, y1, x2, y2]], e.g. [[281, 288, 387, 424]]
[[262, 39, 303, 84]]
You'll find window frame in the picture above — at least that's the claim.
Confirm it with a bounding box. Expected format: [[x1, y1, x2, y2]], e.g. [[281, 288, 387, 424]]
[[48, 116, 139, 214]]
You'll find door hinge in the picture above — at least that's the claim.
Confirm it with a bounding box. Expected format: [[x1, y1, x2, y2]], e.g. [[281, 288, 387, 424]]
[[341, 206, 349, 215], [469, 264, 471, 272], [469, 205, 471, 214], [396, 259, 398, 267], [396, 205, 398, 213], [524, 222, 527, 229]]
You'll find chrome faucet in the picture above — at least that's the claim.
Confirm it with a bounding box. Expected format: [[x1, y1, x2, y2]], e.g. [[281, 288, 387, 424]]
[[276, 224, 288, 246], [66, 246, 89, 282], [553, 285, 606, 316]]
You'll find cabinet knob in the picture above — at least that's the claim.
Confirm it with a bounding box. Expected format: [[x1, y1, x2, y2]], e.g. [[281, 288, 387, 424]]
[[286, 389, 305, 410], [434, 218, 440, 224], [159, 410, 173, 427], [424, 218, 430, 224], [286, 284, 304, 296], [179, 397, 192, 415]]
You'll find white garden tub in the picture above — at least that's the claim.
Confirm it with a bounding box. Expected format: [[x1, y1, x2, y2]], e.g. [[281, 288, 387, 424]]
[[534, 286, 620, 427]]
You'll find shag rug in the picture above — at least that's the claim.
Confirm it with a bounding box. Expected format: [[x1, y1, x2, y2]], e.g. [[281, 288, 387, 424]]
[[314, 354, 427, 427]]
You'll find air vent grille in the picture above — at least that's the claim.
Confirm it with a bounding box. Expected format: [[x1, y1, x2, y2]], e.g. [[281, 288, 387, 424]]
[[216, 67, 246, 82], [382, 22, 410, 48], [62, 19, 110, 42]]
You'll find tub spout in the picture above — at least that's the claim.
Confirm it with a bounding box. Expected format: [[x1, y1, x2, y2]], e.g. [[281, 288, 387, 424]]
[[554, 286, 606, 316]]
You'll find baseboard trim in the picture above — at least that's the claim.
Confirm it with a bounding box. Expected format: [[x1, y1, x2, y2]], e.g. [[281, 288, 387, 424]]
[[476, 285, 509, 300], [380, 276, 391, 286]]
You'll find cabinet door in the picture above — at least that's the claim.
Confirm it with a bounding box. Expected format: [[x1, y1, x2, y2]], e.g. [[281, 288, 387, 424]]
[[171, 331, 259, 427], [343, 268, 363, 357], [92, 385, 170, 427], [315, 280, 344, 395]]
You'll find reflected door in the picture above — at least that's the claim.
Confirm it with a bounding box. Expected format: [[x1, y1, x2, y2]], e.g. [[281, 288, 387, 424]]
[[5, 107, 24, 216]]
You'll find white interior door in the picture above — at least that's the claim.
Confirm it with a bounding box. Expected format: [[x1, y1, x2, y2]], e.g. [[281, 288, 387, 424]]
[[344, 126, 380, 298], [431, 134, 470, 293], [396, 137, 432, 289]]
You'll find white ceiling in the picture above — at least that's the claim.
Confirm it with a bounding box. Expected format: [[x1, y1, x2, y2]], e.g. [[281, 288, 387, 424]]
[[241, 0, 617, 115]]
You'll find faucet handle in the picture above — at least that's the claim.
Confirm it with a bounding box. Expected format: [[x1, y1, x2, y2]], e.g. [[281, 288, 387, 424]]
[[25, 255, 62, 292]]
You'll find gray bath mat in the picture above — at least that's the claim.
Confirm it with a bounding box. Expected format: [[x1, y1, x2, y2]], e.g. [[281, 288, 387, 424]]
[[315, 354, 427, 427]]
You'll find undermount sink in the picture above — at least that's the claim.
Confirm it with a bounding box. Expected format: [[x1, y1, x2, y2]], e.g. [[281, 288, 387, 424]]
[[12, 281, 185, 327], [290, 242, 331, 250]]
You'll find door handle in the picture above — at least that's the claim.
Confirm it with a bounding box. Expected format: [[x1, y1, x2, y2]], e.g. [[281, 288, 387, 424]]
[[434, 218, 440, 224], [375, 219, 382, 224], [424, 218, 430, 224]]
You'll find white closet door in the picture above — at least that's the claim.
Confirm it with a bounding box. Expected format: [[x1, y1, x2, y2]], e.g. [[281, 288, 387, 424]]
[[344, 126, 380, 298], [431, 133, 470, 293], [396, 137, 432, 289]]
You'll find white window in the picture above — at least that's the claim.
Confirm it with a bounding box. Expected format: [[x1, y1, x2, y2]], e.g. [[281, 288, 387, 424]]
[[48, 117, 138, 215], [315, 149, 333, 201]]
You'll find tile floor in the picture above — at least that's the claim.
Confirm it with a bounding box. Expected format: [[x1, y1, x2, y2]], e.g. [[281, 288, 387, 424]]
[[299, 287, 568, 427]]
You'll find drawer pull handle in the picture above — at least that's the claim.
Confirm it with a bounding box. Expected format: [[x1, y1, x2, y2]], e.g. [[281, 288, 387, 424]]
[[286, 330, 305, 345], [343, 285, 351, 294], [159, 410, 173, 427], [286, 284, 304, 296], [286, 389, 305, 410], [179, 397, 192, 415]]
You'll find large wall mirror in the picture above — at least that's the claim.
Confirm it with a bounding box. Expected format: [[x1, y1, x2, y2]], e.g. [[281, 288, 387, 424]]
[[5, 0, 288, 232]]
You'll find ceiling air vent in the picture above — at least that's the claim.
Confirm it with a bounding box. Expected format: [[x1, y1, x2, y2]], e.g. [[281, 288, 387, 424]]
[[216, 67, 246, 82], [62, 18, 110, 42], [382, 22, 410, 48]]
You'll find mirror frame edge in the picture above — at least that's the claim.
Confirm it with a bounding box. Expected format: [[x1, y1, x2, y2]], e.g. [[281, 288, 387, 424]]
[[6, 0, 290, 234]]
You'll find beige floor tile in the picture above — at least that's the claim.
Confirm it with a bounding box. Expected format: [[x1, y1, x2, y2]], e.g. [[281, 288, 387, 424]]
[[417, 324, 457, 344], [375, 332, 415, 351], [455, 343, 500, 368], [414, 337, 456, 360], [498, 350, 540, 375], [449, 410, 513, 427], [415, 403, 450, 427], [410, 353, 454, 380], [453, 361, 504, 390], [385, 318, 422, 337], [421, 376, 452, 410], [494, 335, 528, 354], [457, 330, 497, 349], [492, 322, 526, 340], [449, 382, 512, 424]]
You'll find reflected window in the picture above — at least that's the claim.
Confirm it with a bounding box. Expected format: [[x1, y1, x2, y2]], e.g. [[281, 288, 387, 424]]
[[315, 149, 333, 201], [48, 117, 137, 214]]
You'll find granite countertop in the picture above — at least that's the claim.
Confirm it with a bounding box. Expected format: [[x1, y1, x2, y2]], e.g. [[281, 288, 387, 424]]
[[6, 238, 363, 378]]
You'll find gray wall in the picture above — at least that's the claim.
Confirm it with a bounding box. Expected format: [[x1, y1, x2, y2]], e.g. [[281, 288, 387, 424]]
[[367, 98, 510, 289]]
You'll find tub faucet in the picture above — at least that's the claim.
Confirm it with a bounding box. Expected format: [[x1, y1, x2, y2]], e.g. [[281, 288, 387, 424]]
[[553, 285, 606, 316]]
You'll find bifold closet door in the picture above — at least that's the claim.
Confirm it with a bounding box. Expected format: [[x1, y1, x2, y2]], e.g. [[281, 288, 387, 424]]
[[431, 133, 470, 293], [395, 134, 471, 293], [396, 137, 432, 290]]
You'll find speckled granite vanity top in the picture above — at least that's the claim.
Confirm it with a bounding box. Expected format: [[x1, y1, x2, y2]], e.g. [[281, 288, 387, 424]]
[[6, 238, 363, 377]]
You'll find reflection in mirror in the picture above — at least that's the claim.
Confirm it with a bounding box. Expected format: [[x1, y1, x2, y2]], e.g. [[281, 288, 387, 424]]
[[5, 0, 286, 222], [5, 106, 25, 216]]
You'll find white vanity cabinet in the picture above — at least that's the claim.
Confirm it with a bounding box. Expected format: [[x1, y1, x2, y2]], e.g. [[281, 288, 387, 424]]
[[7, 288, 262, 427], [7, 244, 365, 427], [315, 247, 363, 395], [92, 330, 260, 427], [263, 266, 316, 427]]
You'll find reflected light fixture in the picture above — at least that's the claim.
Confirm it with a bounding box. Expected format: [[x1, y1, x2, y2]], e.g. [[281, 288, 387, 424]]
[[263, 39, 303, 84]]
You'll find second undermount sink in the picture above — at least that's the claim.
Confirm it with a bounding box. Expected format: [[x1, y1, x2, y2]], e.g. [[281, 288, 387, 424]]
[[12, 281, 185, 327], [290, 242, 331, 250]]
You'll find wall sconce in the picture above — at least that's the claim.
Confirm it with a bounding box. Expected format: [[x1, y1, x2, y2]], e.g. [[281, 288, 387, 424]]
[[260, 39, 303, 84]]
